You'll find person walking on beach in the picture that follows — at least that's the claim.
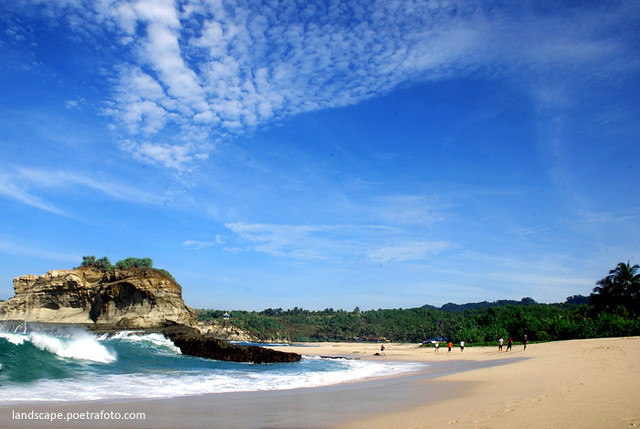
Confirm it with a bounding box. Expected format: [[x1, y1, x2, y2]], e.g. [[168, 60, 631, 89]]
[[448, 341, 452, 352], [460, 340, 465, 352], [499, 337, 504, 351], [380, 344, 386, 356], [435, 341, 440, 352], [523, 335, 528, 351], [506, 337, 512, 351]]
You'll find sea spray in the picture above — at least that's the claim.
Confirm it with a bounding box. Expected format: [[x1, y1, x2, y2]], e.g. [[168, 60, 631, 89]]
[[100, 331, 181, 354], [0, 326, 426, 403], [0, 331, 27, 345], [28, 331, 116, 363]]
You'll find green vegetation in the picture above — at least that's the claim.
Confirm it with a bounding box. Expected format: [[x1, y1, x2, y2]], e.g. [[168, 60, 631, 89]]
[[589, 261, 639, 317], [115, 257, 153, 269], [198, 261, 640, 344], [79, 255, 115, 271], [76, 256, 174, 279], [79, 255, 153, 271]]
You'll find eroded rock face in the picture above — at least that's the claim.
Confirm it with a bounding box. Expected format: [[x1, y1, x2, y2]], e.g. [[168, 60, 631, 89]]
[[196, 320, 253, 342], [0, 268, 196, 329], [162, 325, 301, 364]]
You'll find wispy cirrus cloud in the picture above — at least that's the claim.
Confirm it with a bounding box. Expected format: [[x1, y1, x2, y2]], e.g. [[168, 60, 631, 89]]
[[0, 171, 67, 216], [367, 241, 453, 264], [183, 239, 218, 250], [0, 238, 80, 263], [225, 222, 452, 264], [371, 195, 451, 226], [0, 165, 163, 215], [16, 0, 638, 171]]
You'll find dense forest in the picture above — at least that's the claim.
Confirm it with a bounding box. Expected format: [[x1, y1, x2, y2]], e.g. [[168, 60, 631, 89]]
[[197, 261, 640, 345]]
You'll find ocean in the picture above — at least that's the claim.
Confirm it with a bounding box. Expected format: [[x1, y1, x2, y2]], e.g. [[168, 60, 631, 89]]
[[0, 324, 423, 403]]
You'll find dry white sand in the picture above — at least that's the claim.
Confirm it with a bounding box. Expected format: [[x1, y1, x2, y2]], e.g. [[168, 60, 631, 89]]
[[1, 337, 638, 428], [273, 337, 640, 428]]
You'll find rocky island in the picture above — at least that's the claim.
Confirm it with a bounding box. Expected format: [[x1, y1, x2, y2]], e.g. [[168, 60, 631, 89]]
[[0, 265, 300, 363], [0, 267, 196, 329]]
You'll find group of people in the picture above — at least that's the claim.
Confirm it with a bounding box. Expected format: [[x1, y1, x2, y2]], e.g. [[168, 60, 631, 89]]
[[498, 335, 527, 351], [378, 335, 528, 356], [433, 340, 465, 352]]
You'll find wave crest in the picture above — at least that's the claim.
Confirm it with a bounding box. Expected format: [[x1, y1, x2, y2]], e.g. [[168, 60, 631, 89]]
[[0, 326, 116, 363]]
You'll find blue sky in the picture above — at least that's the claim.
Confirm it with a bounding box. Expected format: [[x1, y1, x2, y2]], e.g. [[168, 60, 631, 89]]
[[1, 0, 638, 311]]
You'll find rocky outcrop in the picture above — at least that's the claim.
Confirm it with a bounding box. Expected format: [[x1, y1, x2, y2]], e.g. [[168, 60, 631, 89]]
[[162, 325, 301, 364], [196, 320, 253, 342], [0, 268, 196, 329], [0, 268, 302, 363]]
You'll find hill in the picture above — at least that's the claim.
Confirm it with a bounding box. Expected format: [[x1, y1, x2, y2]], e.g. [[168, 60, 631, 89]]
[[435, 297, 539, 312]]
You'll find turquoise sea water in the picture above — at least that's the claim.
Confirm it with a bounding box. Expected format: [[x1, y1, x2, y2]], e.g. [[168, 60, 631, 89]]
[[0, 324, 423, 403]]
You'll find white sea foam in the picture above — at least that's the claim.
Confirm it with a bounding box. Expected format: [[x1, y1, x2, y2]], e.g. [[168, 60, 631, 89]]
[[103, 331, 181, 354], [0, 329, 116, 363], [0, 356, 425, 403], [28, 331, 117, 363], [0, 327, 425, 403], [0, 331, 27, 345]]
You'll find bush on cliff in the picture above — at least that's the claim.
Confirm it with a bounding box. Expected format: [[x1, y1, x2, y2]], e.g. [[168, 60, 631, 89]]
[[80, 255, 114, 271], [115, 257, 153, 269], [77, 256, 173, 279]]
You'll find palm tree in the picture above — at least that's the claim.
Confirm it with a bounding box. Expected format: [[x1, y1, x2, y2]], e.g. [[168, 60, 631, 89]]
[[591, 261, 640, 315]]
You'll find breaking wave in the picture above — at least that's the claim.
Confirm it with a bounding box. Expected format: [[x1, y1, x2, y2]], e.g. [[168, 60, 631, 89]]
[[0, 324, 424, 403]]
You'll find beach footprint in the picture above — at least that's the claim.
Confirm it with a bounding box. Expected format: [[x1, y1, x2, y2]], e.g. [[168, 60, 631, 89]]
[[532, 393, 550, 403], [623, 417, 640, 427]]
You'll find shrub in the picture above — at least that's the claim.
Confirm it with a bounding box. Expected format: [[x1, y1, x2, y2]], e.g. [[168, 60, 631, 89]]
[[115, 257, 153, 269]]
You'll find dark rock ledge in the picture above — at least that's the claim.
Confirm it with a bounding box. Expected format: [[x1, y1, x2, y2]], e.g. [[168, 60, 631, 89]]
[[161, 324, 302, 364]]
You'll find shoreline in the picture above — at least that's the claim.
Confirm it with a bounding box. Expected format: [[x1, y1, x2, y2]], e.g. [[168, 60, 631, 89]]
[[0, 358, 509, 429], [1, 337, 638, 428]]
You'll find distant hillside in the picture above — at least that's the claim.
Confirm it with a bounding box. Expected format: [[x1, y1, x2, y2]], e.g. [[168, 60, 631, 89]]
[[430, 295, 591, 312], [435, 297, 539, 312], [186, 261, 640, 344]]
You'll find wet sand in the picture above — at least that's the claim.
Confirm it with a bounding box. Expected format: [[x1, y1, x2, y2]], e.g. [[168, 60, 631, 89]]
[[1, 359, 504, 428], [2, 337, 638, 428]]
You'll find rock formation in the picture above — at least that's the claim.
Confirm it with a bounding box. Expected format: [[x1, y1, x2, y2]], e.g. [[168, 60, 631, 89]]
[[162, 325, 301, 363], [0, 267, 196, 329], [196, 320, 253, 342], [0, 267, 302, 363]]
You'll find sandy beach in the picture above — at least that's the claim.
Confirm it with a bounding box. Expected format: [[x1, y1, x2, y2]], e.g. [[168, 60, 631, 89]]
[[274, 338, 640, 428], [2, 337, 638, 428], [275, 337, 640, 428]]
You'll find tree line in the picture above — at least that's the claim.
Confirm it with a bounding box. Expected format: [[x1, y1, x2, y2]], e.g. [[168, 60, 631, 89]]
[[197, 261, 640, 344]]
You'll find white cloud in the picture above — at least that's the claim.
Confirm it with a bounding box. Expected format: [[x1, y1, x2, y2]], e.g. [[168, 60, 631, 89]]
[[121, 140, 209, 170], [0, 238, 80, 263], [367, 241, 452, 264], [372, 195, 450, 226], [0, 172, 67, 216], [108, 66, 172, 135], [225, 221, 451, 263], [0, 165, 164, 214], [577, 210, 639, 225], [21, 0, 640, 170], [14, 166, 162, 205], [64, 99, 79, 109], [183, 240, 217, 250]]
